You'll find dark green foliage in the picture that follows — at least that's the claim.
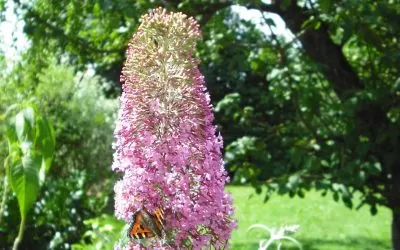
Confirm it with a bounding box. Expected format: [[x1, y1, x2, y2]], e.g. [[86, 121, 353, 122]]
[[1, 0, 400, 248]]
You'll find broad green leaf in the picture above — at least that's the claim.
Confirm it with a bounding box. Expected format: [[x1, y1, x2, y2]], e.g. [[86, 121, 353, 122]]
[[36, 117, 56, 158], [6, 120, 18, 148], [6, 152, 41, 217], [3, 155, 11, 172], [36, 117, 56, 173], [15, 107, 35, 143]]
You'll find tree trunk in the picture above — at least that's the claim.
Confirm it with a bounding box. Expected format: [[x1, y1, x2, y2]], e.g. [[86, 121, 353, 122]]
[[392, 158, 400, 250], [393, 209, 400, 250]]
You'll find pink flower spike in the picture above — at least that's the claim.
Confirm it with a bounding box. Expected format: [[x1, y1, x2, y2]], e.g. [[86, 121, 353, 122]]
[[112, 7, 236, 249]]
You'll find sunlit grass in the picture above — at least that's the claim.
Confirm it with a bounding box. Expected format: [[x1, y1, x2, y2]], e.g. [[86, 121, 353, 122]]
[[80, 186, 391, 249], [228, 186, 391, 250]]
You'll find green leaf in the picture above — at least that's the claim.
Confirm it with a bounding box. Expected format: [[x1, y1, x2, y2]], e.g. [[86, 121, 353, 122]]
[[370, 205, 378, 215], [341, 18, 353, 44], [15, 107, 35, 143], [297, 189, 305, 198], [342, 195, 353, 209], [36, 117, 56, 175], [333, 192, 339, 202], [319, 0, 331, 13], [264, 17, 276, 27], [280, 0, 291, 10], [4, 155, 11, 172], [255, 186, 262, 194], [6, 152, 41, 218], [263, 194, 270, 203], [302, 17, 321, 30], [6, 120, 18, 148]]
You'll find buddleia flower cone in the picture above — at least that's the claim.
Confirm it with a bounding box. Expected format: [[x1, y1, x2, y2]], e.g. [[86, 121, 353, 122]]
[[112, 7, 236, 249]]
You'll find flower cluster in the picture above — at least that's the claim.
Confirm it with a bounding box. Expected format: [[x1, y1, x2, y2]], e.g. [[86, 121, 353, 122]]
[[112, 7, 236, 249]]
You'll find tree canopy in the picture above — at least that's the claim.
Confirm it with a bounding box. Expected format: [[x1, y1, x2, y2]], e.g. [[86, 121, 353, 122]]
[[1, 0, 399, 249]]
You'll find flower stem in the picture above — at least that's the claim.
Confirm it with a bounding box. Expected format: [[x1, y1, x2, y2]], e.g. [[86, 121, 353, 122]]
[[261, 237, 274, 250], [12, 214, 26, 250], [0, 177, 8, 225]]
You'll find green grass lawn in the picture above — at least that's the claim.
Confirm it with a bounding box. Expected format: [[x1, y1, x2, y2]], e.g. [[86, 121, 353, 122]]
[[228, 186, 391, 250]]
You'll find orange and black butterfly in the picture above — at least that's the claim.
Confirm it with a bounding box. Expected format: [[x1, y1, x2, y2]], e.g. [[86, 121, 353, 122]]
[[128, 208, 166, 240]]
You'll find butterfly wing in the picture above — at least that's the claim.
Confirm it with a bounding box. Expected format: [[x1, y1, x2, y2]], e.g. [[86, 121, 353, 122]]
[[128, 208, 166, 240], [140, 209, 163, 238], [128, 211, 156, 239], [153, 208, 165, 229]]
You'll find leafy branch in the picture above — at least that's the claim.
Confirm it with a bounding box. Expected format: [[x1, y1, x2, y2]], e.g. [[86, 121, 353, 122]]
[[2, 106, 55, 250]]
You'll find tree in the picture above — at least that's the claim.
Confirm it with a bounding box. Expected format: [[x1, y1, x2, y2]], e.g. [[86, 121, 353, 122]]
[[3, 0, 399, 248]]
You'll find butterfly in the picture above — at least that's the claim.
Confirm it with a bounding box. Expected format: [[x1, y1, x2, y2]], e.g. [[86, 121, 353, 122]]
[[128, 208, 166, 240]]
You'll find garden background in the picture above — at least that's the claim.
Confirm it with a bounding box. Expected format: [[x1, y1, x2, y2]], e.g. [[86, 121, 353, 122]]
[[0, 0, 398, 249]]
